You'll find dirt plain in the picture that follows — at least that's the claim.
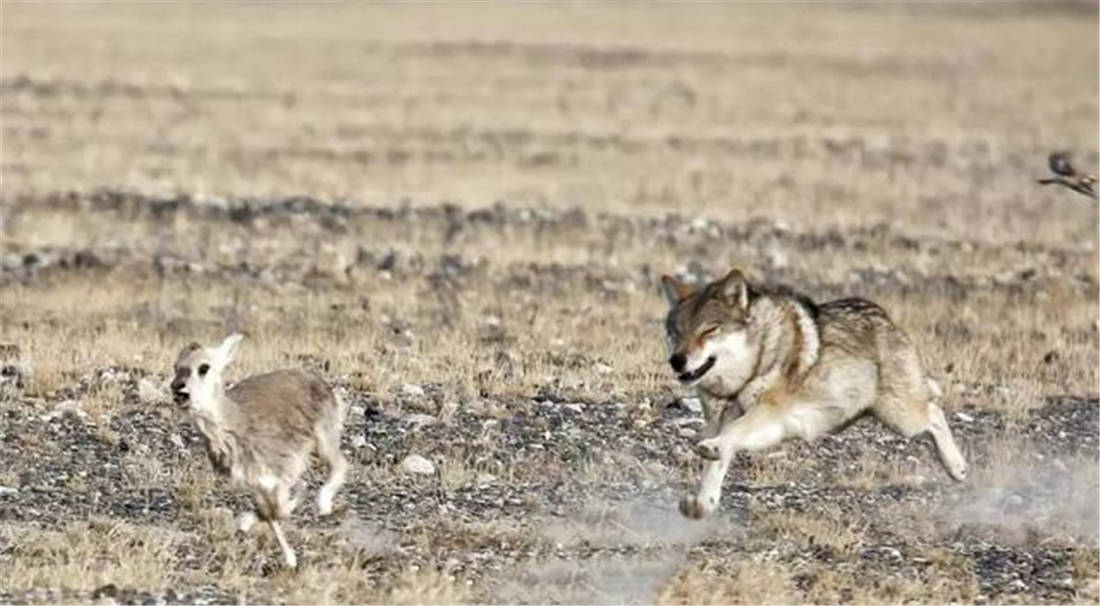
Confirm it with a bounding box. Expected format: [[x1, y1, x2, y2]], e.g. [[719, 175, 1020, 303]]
[[1, 2, 1098, 604]]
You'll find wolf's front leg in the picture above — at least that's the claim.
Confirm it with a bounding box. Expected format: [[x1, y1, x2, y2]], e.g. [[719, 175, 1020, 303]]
[[680, 453, 735, 519], [681, 404, 787, 519]]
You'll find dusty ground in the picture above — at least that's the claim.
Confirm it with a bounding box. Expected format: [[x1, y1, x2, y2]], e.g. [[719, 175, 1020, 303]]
[[1, 2, 1098, 604]]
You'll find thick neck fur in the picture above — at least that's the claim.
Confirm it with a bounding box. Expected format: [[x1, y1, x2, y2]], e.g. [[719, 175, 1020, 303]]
[[752, 297, 819, 390], [701, 295, 819, 405]]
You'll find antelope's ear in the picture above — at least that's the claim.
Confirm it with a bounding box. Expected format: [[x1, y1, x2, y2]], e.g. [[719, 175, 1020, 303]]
[[214, 333, 244, 369], [718, 269, 749, 310], [660, 275, 694, 306]]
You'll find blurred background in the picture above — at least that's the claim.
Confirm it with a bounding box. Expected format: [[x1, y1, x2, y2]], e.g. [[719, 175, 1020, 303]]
[[4, 2, 1097, 241]]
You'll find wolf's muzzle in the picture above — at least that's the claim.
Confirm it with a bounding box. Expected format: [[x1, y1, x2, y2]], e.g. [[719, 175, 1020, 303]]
[[678, 356, 716, 383]]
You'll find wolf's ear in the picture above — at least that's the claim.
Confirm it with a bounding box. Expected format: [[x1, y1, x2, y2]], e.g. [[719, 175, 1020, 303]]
[[660, 275, 693, 306], [719, 269, 749, 309], [213, 333, 244, 370]]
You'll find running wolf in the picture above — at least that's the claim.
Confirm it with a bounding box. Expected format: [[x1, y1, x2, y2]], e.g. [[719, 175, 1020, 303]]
[[660, 269, 967, 519]]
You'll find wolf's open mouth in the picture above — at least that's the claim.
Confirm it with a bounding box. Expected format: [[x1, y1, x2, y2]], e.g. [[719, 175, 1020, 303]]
[[173, 390, 190, 406], [678, 356, 716, 383]]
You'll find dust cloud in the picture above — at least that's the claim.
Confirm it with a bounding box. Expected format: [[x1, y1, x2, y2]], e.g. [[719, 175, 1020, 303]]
[[495, 497, 739, 604], [945, 456, 1099, 544]]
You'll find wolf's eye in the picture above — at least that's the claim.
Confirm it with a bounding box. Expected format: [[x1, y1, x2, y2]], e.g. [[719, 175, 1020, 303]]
[[198, 364, 210, 377], [700, 326, 719, 339]]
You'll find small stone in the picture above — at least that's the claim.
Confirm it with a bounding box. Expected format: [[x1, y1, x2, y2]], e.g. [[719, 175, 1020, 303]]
[[169, 433, 186, 451], [475, 473, 496, 485], [351, 435, 367, 449], [92, 584, 119, 600], [1007, 579, 1028, 593], [679, 397, 703, 413], [403, 413, 437, 428], [955, 412, 974, 423], [0, 486, 18, 495], [678, 427, 696, 438], [400, 384, 425, 398], [400, 454, 435, 475]]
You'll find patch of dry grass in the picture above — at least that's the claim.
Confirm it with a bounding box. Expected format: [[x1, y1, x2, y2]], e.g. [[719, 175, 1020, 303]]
[[0, 519, 179, 595], [659, 557, 800, 605]]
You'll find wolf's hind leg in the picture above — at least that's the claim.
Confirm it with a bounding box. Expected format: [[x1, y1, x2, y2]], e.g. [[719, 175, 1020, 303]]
[[926, 402, 967, 481], [873, 396, 967, 482]]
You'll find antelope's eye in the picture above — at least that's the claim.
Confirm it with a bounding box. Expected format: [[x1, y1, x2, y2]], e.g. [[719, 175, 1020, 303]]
[[198, 364, 210, 377]]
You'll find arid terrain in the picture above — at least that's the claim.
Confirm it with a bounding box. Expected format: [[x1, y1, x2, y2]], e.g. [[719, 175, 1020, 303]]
[[1, 2, 1098, 604]]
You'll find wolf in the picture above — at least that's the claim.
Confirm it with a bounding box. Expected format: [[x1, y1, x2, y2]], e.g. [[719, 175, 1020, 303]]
[[171, 334, 348, 568], [660, 269, 967, 519]]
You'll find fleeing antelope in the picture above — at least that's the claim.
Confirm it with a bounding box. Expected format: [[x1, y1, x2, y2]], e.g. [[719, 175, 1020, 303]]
[[170, 334, 348, 568]]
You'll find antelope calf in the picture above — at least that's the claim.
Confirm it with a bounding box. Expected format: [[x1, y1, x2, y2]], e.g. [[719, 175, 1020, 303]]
[[170, 334, 348, 568]]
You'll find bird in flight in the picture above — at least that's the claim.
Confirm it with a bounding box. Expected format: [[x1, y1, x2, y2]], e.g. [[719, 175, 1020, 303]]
[[1038, 152, 1097, 201]]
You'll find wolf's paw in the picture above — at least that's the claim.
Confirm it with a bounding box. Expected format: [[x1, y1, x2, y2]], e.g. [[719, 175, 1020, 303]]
[[694, 438, 721, 461], [947, 460, 968, 482], [679, 494, 717, 520]]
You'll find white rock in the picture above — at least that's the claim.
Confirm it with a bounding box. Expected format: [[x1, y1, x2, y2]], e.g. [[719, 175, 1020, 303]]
[[400, 384, 425, 398], [881, 547, 901, 559], [0, 486, 18, 496], [482, 315, 502, 328], [351, 435, 367, 449], [955, 412, 974, 423], [400, 454, 435, 475], [679, 397, 703, 413], [169, 433, 186, 451], [403, 413, 437, 428]]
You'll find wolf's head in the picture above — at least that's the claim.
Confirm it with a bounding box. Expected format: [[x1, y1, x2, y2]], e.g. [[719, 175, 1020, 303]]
[[660, 269, 759, 390], [170, 334, 243, 411]]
